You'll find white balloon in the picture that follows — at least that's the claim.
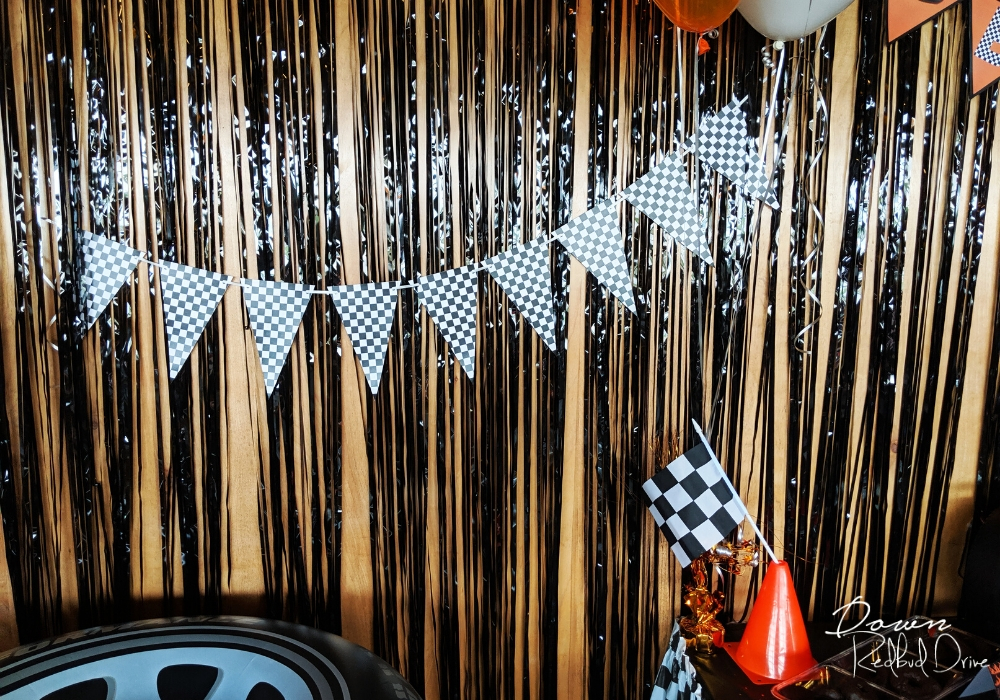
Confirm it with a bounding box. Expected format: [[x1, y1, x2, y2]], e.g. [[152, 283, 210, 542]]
[[737, 0, 854, 41]]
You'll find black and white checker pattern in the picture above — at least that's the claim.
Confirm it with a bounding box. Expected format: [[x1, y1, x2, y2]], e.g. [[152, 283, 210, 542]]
[[80, 231, 142, 330], [417, 265, 479, 379], [623, 155, 714, 265], [328, 282, 398, 394], [686, 100, 749, 185], [242, 280, 314, 396], [484, 237, 557, 351], [975, 7, 1000, 67], [642, 429, 748, 567], [158, 261, 231, 379], [742, 144, 780, 209], [687, 99, 778, 209], [651, 623, 703, 700], [555, 200, 637, 314]]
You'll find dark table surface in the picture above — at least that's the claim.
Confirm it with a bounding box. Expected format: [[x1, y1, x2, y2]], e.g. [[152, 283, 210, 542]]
[[691, 623, 980, 700]]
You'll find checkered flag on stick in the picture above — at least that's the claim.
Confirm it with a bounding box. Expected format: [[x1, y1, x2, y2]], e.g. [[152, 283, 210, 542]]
[[242, 280, 314, 396], [686, 98, 779, 209], [554, 199, 637, 314], [158, 261, 231, 379], [623, 155, 713, 265], [328, 282, 398, 394], [643, 421, 752, 567], [80, 231, 142, 330], [417, 264, 479, 379], [484, 237, 557, 351]]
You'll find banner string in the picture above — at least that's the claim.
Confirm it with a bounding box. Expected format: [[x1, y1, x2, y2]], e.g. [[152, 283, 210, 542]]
[[138, 231, 569, 294], [83, 96, 752, 306]]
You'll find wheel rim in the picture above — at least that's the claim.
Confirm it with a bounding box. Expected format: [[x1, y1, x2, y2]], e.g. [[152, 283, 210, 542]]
[[0, 627, 351, 700]]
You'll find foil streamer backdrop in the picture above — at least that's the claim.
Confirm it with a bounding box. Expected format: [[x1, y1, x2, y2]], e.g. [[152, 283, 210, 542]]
[[1, 1, 1000, 700]]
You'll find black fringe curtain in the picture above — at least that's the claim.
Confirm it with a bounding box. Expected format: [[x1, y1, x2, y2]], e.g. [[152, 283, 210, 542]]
[[1, 1, 999, 699]]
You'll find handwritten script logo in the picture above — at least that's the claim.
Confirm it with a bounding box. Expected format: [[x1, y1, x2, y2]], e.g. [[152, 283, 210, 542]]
[[826, 597, 989, 679]]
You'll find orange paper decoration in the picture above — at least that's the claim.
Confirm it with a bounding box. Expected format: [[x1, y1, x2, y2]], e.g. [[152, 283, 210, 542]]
[[887, 0, 962, 42], [972, 0, 1000, 94], [652, 0, 742, 33]]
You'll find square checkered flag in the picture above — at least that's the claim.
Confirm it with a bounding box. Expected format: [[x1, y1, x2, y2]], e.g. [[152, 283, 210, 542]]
[[687, 99, 779, 209], [555, 200, 637, 314], [417, 264, 479, 378], [484, 237, 557, 351], [643, 421, 748, 567], [242, 280, 314, 396], [80, 231, 142, 330], [158, 261, 231, 379], [328, 282, 398, 394], [623, 155, 713, 265]]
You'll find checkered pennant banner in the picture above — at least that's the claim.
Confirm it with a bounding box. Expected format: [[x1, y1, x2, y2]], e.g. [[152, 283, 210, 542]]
[[80, 231, 142, 330], [623, 155, 713, 265], [242, 280, 314, 396], [976, 6, 1000, 67], [683, 100, 746, 183], [686, 99, 779, 209], [329, 282, 398, 394], [485, 237, 557, 351], [642, 425, 748, 567], [417, 265, 479, 378], [158, 261, 231, 379], [555, 200, 637, 314]]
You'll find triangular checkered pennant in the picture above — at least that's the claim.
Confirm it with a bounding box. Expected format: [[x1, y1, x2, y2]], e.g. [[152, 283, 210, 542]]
[[484, 237, 557, 351], [158, 261, 231, 379], [683, 101, 746, 182], [623, 155, 713, 265], [642, 424, 748, 567], [686, 99, 779, 209], [242, 280, 314, 396], [329, 282, 398, 394], [417, 265, 479, 378], [555, 200, 637, 314], [80, 231, 142, 330], [742, 146, 780, 209]]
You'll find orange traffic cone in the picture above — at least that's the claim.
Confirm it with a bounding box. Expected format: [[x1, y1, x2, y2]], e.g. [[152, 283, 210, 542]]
[[724, 560, 817, 684]]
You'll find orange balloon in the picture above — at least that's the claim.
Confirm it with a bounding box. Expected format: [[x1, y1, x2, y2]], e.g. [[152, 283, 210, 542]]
[[652, 0, 741, 34]]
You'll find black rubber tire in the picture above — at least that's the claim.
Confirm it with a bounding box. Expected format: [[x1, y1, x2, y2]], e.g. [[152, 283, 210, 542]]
[[0, 616, 420, 700]]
